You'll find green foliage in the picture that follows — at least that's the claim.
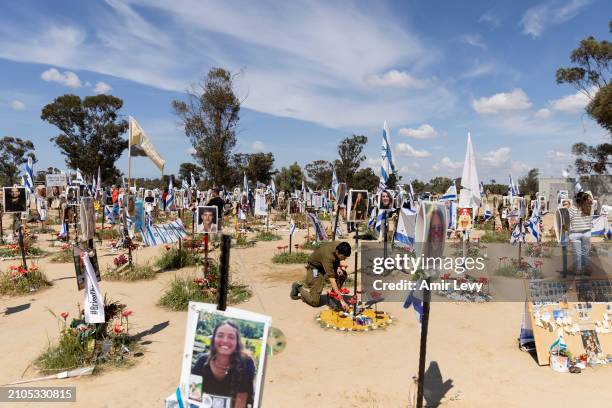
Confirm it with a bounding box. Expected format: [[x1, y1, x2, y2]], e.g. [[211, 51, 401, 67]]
[[519, 168, 539, 197], [334, 135, 368, 185], [103, 264, 156, 281], [305, 160, 333, 190], [495, 260, 543, 279], [172, 67, 240, 187], [36, 300, 139, 373], [50, 249, 73, 263], [274, 162, 304, 192], [254, 231, 281, 241], [40, 94, 129, 184], [158, 267, 251, 311], [178, 162, 203, 186], [0, 266, 52, 296], [351, 167, 379, 192], [155, 248, 201, 271], [97, 228, 120, 241], [479, 230, 509, 243], [233, 152, 276, 186], [272, 252, 310, 264], [0, 136, 37, 186], [301, 240, 321, 250]]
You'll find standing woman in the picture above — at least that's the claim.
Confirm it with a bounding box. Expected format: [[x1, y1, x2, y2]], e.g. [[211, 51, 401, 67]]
[[568, 192, 593, 276]]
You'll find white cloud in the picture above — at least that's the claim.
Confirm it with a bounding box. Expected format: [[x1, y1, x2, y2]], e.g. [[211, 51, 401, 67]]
[[546, 150, 571, 160], [365, 69, 430, 89], [398, 124, 441, 139], [94, 81, 112, 94], [251, 140, 265, 152], [472, 88, 532, 115], [459, 34, 486, 49], [535, 108, 552, 119], [521, 0, 591, 38], [40, 67, 82, 88], [185, 146, 196, 155], [549, 90, 589, 113], [479, 11, 501, 28], [10, 100, 25, 110], [511, 161, 530, 174], [480, 147, 511, 167], [461, 61, 496, 78], [395, 143, 431, 158], [432, 156, 463, 172]]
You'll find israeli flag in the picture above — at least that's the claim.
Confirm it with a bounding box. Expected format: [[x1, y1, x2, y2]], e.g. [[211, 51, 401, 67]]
[[301, 179, 305, 196], [575, 180, 584, 194], [528, 207, 541, 242], [508, 174, 518, 199], [91, 177, 97, 196], [59, 221, 68, 238], [511, 223, 525, 245], [96, 167, 101, 198], [270, 179, 276, 200], [181, 178, 189, 191], [331, 167, 339, 199], [483, 204, 492, 223], [479, 181, 484, 204], [368, 207, 378, 229], [394, 207, 416, 247], [289, 218, 296, 236], [379, 121, 396, 192], [591, 215, 608, 237], [165, 179, 174, 209], [403, 284, 423, 324], [440, 180, 457, 201], [76, 168, 85, 185], [104, 205, 116, 225], [374, 209, 387, 233], [24, 156, 34, 193], [448, 201, 457, 230], [408, 182, 415, 204]]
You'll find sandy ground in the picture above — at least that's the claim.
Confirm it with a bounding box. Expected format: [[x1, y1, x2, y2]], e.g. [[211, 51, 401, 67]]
[[1, 216, 611, 408]]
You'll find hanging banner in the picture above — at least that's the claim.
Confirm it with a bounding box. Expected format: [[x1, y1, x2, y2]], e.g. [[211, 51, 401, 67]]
[[307, 212, 328, 241], [139, 219, 188, 247], [81, 251, 105, 324], [73, 246, 102, 290], [133, 199, 145, 231], [45, 173, 68, 188], [254, 193, 268, 216]]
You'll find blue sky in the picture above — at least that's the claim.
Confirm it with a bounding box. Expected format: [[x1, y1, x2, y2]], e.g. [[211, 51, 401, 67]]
[[0, 0, 610, 183]]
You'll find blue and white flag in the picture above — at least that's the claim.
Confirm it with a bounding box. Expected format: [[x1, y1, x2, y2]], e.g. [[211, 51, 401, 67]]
[[166, 178, 174, 209], [479, 181, 485, 205], [408, 182, 415, 204], [331, 167, 339, 199], [575, 180, 584, 194], [59, 221, 68, 238], [394, 207, 416, 247], [181, 178, 189, 191], [440, 180, 457, 201], [96, 167, 101, 199], [448, 201, 457, 230], [510, 223, 526, 245], [508, 174, 518, 199], [270, 179, 276, 201], [403, 284, 423, 324], [519, 301, 534, 347], [483, 204, 493, 223], [301, 180, 306, 197], [104, 205, 116, 225], [307, 212, 328, 241], [591, 215, 609, 237], [549, 334, 567, 352], [75, 168, 85, 185], [190, 172, 196, 189], [24, 156, 34, 193], [379, 121, 396, 192], [528, 206, 541, 242], [243, 172, 249, 195], [289, 218, 296, 236]]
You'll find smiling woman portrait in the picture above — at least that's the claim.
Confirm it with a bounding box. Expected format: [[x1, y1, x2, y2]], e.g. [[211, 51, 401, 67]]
[[191, 321, 256, 408]]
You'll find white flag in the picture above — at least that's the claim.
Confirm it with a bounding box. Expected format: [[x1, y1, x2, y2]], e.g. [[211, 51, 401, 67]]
[[82, 252, 105, 324], [129, 116, 166, 172], [460, 132, 481, 207]]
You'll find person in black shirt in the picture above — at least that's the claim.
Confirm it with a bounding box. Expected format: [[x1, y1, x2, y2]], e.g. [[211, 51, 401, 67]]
[[191, 321, 256, 407], [207, 188, 225, 226]]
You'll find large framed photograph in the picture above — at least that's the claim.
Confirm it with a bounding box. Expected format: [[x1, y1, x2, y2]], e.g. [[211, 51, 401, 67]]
[[66, 186, 80, 206], [180, 303, 271, 408], [378, 190, 394, 211], [197, 206, 218, 233], [347, 189, 369, 222], [2, 186, 28, 213]]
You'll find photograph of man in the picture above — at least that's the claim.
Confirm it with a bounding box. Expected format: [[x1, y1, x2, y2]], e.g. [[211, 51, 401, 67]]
[[3, 186, 27, 213], [348, 190, 368, 221], [66, 186, 79, 206], [197, 206, 218, 233], [290, 242, 352, 312]]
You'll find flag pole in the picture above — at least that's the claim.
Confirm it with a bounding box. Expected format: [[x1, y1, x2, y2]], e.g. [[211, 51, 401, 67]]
[[127, 116, 132, 192], [416, 279, 432, 408]]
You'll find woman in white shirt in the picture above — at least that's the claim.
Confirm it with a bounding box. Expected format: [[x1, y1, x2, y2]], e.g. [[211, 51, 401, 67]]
[[568, 192, 593, 275]]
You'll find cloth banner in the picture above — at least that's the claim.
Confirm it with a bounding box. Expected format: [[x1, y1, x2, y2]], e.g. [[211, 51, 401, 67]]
[[591, 215, 609, 237], [519, 301, 534, 348], [79, 197, 96, 241], [82, 252, 105, 324], [394, 207, 416, 247], [307, 213, 328, 241], [254, 193, 268, 216], [139, 219, 187, 247], [129, 116, 166, 172], [36, 197, 48, 221]]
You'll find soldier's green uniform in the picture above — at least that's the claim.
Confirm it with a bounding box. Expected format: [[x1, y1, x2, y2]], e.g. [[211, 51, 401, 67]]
[[298, 242, 345, 307]]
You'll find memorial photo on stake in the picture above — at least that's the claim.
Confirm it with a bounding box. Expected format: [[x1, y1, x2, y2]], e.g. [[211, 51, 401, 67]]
[[581, 330, 602, 357], [2, 186, 27, 213], [347, 190, 368, 222], [180, 303, 271, 408], [66, 186, 79, 206], [197, 206, 218, 233], [73, 246, 101, 291], [457, 207, 473, 231]]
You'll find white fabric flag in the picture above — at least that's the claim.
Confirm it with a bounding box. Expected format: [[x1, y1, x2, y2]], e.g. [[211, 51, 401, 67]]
[[460, 132, 481, 207], [129, 116, 166, 172], [82, 252, 105, 324], [254, 193, 268, 216]]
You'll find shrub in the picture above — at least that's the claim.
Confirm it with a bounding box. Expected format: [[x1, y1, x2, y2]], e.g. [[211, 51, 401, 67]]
[[254, 231, 281, 241], [0, 265, 52, 296], [495, 258, 543, 279], [272, 252, 310, 264], [103, 263, 156, 281], [301, 240, 321, 251], [36, 301, 140, 373], [155, 248, 201, 271], [158, 263, 251, 311], [480, 230, 509, 243]]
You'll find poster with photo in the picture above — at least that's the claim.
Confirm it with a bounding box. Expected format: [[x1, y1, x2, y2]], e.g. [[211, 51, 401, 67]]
[[457, 207, 473, 231], [2, 186, 28, 213], [73, 246, 101, 291], [581, 330, 602, 356], [50, 185, 63, 198], [180, 303, 272, 408], [79, 197, 96, 241], [254, 193, 268, 216], [378, 190, 394, 211], [197, 206, 218, 233], [311, 194, 322, 209], [66, 186, 79, 206], [347, 190, 369, 222]]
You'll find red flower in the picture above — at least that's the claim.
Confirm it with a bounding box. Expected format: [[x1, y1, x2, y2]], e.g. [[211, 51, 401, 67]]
[[370, 291, 382, 299], [347, 296, 357, 305], [60, 312, 69, 320], [441, 273, 451, 280], [113, 324, 125, 334], [165, 245, 171, 251], [339, 287, 351, 295], [478, 277, 489, 284], [121, 309, 133, 318], [328, 290, 341, 300], [193, 277, 204, 285]]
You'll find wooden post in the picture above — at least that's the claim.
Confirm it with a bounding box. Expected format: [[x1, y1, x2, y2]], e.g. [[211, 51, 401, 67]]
[[203, 234, 209, 276], [216, 235, 231, 311], [518, 217, 523, 266], [332, 205, 340, 241], [289, 231, 292, 254], [17, 217, 28, 270], [353, 232, 359, 317], [0, 210, 4, 244], [416, 278, 432, 408]]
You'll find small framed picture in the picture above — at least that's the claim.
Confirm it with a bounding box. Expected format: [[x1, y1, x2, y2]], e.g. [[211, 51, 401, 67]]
[[66, 186, 80, 206], [2, 186, 28, 213], [73, 246, 101, 291], [378, 190, 394, 211], [197, 206, 218, 233], [180, 303, 271, 408], [347, 190, 369, 222]]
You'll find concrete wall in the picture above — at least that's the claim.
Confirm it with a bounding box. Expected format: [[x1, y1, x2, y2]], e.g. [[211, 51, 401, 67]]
[[584, 175, 612, 208], [538, 178, 575, 212]]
